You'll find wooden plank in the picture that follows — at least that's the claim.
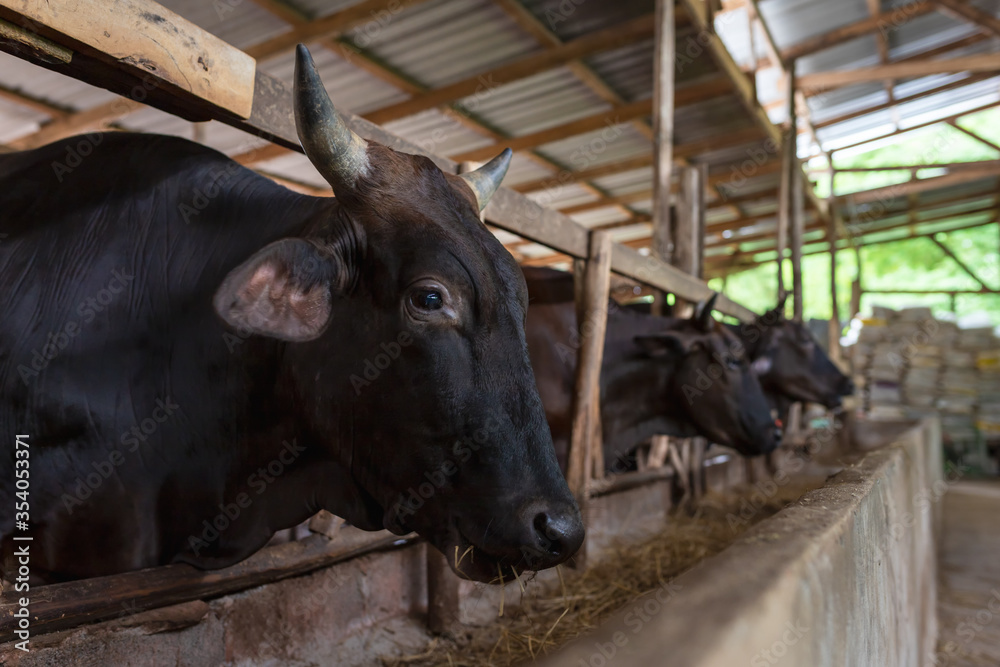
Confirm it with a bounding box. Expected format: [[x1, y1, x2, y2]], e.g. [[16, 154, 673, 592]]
[[0, 0, 255, 118], [827, 200, 842, 362], [567, 231, 613, 503], [847, 168, 1000, 205], [799, 55, 1000, 92], [512, 155, 655, 194], [673, 165, 703, 311], [652, 0, 675, 316], [782, 1, 936, 61], [362, 14, 656, 126], [0, 531, 417, 639], [611, 244, 756, 320], [947, 120, 1000, 153]]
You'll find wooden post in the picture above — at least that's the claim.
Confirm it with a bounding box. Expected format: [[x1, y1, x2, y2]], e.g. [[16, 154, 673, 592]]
[[651, 0, 675, 316], [673, 165, 705, 315], [567, 231, 614, 505], [776, 62, 797, 305], [827, 187, 842, 362], [788, 63, 804, 321], [426, 547, 460, 634]]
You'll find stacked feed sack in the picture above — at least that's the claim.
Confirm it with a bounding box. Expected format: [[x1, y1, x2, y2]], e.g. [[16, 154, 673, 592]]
[[976, 349, 1000, 440], [866, 307, 906, 420]]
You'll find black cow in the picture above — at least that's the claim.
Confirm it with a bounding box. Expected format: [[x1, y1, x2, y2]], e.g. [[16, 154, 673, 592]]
[[0, 46, 583, 584], [728, 296, 854, 422], [523, 267, 779, 472]]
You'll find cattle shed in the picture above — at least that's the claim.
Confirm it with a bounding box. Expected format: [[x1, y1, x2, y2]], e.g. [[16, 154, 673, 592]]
[[0, 0, 999, 665]]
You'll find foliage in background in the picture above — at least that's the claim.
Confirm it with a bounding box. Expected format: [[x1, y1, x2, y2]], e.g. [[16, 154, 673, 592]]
[[712, 109, 1000, 327]]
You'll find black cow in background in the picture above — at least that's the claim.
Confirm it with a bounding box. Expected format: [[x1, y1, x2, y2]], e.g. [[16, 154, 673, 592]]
[[522, 267, 780, 473]]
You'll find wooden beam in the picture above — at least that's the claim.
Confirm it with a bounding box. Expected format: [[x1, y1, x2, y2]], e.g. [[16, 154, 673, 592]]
[[799, 55, 1000, 92], [831, 99, 1000, 154], [652, 0, 675, 315], [933, 0, 1000, 38], [681, 0, 781, 145], [451, 99, 652, 163], [847, 167, 1000, 205], [0, 0, 255, 118], [244, 0, 433, 61], [810, 158, 1000, 173], [362, 14, 655, 126], [0, 530, 416, 638], [781, 1, 936, 61], [7, 98, 144, 150], [930, 236, 993, 290], [246, 0, 312, 25], [947, 120, 1000, 153], [567, 231, 613, 502], [0, 83, 69, 119]]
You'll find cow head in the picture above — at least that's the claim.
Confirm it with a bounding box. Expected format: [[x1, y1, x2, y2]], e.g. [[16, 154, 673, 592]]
[[212, 46, 583, 582], [634, 295, 780, 456], [743, 296, 854, 410]]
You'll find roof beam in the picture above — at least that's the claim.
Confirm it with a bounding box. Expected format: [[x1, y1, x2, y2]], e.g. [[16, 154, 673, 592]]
[[930, 236, 993, 289], [933, 0, 1000, 38], [813, 71, 994, 129], [0, 83, 69, 119], [946, 119, 1000, 153], [830, 99, 1000, 154], [7, 98, 144, 150], [362, 14, 656, 126], [451, 99, 652, 163], [781, 1, 936, 61], [799, 55, 1000, 93], [244, 0, 433, 61]]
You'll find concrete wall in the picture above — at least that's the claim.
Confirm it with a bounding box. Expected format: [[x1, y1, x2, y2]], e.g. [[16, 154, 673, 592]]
[[540, 419, 943, 667]]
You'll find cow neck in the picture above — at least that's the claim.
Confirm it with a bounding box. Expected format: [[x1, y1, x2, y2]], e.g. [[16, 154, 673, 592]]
[[598, 310, 697, 465]]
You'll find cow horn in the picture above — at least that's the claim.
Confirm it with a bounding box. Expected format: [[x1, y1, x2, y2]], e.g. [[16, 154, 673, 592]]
[[695, 292, 719, 331], [294, 44, 370, 195], [460, 149, 513, 211]]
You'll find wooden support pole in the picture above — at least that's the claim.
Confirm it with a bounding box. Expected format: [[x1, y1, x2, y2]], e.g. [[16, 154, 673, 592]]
[[827, 185, 842, 363], [791, 156, 804, 321], [651, 0, 675, 316], [776, 133, 792, 300], [567, 231, 614, 505]]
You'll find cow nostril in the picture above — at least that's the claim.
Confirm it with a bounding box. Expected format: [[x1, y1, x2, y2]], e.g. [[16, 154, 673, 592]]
[[533, 512, 564, 558]]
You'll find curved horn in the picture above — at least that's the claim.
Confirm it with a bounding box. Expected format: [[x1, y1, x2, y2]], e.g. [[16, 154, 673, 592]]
[[294, 44, 369, 195], [460, 149, 513, 211], [695, 292, 719, 331]]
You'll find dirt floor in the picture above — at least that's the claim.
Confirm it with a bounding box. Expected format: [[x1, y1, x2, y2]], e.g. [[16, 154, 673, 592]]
[[935, 480, 1000, 666]]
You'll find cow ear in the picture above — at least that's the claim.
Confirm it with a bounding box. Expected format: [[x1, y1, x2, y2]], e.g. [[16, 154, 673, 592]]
[[634, 332, 697, 357], [214, 239, 340, 342]]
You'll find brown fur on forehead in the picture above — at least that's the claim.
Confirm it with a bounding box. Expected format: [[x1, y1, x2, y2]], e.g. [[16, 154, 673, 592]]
[[353, 144, 525, 308]]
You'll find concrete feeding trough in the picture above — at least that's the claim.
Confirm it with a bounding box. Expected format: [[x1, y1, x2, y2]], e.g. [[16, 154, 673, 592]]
[[0, 420, 941, 666]]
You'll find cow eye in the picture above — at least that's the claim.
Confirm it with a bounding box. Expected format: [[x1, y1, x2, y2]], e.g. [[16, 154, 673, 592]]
[[411, 289, 444, 311]]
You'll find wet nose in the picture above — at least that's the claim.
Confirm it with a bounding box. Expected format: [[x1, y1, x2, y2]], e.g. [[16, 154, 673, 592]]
[[518, 502, 585, 567]]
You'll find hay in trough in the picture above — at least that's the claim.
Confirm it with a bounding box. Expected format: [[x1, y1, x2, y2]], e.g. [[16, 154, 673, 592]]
[[383, 479, 819, 667]]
